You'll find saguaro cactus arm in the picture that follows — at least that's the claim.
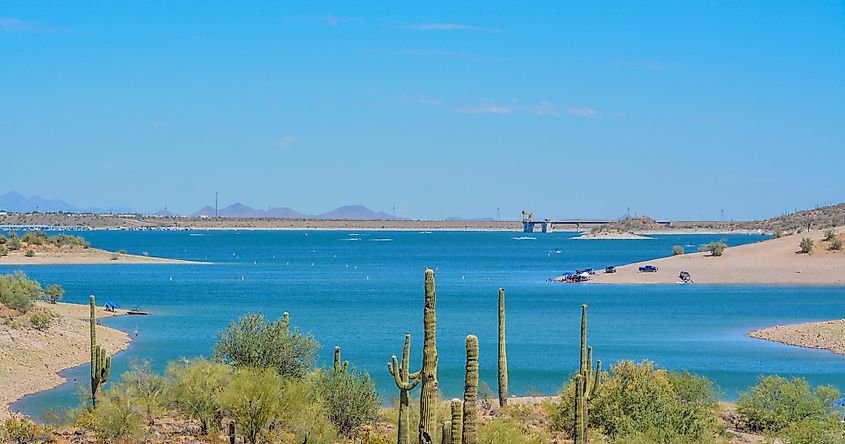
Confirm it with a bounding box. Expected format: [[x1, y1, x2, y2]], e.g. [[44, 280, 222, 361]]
[[333, 346, 349, 372], [462, 335, 479, 444], [418, 268, 439, 444]]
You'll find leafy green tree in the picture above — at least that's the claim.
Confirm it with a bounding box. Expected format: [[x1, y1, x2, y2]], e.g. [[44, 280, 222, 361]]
[[45, 284, 64, 304], [0, 272, 44, 313], [165, 358, 232, 434], [552, 361, 720, 443], [123, 361, 166, 426], [219, 367, 285, 444], [699, 240, 727, 257], [213, 313, 319, 379], [92, 382, 145, 442], [314, 366, 380, 437], [737, 375, 840, 434]]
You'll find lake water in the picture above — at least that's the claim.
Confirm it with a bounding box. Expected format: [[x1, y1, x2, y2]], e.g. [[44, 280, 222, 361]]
[[6, 230, 845, 420]]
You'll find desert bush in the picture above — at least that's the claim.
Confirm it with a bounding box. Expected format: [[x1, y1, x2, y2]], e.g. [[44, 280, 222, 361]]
[[122, 361, 166, 426], [736, 375, 840, 434], [2, 415, 42, 443], [0, 272, 44, 313], [672, 245, 684, 256], [552, 361, 720, 443], [118, 249, 127, 255], [0, 244, 6, 256], [219, 367, 285, 444], [45, 284, 64, 304], [24, 249, 35, 257], [699, 239, 727, 257], [0, 234, 7, 244], [824, 228, 837, 241], [782, 418, 845, 444], [30, 312, 52, 330], [92, 382, 145, 442], [830, 238, 843, 251], [165, 358, 232, 434], [273, 377, 337, 443], [479, 417, 546, 444], [22, 231, 47, 245], [213, 313, 319, 379], [7, 234, 21, 251], [773, 229, 785, 238], [48, 234, 90, 248], [799, 237, 814, 254], [314, 367, 380, 437]]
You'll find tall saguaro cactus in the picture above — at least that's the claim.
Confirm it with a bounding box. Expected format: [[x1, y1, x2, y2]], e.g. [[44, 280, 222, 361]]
[[573, 304, 602, 444], [89, 295, 111, 408], [497, 288, 508, 406], [440, 421, 451, 444], [418, 268, 439, 444], [334, 346, 349, 372], [462, 335, 479, 444], [388, 332, 421, 444]]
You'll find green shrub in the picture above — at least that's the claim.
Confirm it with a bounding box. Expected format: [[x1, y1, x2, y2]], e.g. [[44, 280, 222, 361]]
[[219, 367, 285, 444], [699, 240, 727, 257], [314, 367, 380, 437], [0, 234, 7, 244], [165, 358, 232, 434], [736, 375, 840, 434], [829, 238, 842, 251], [0, 272, 44, 313], [3, 415, 41, 443], [773, 229, 785, 238], [273, 377, 337, 443], [479, 417, 545, 444], [45, 284, 64, 304], [23, 249, 35, 257], [123, 361, 166, 426], [552, 361, 720, 442], [30, 312, 52, 331], [824, 229, 837, 241], [7, 235, 21, 251], [672, 245, 684, 256], [213, 313, 319, 379], [799, 237, 814, 254], [92, 382, 145, 442], [22, 231, 47, 245], [0, 244, 7, 256], [783, 418, 845, 444], [48, 234, 90, 248]]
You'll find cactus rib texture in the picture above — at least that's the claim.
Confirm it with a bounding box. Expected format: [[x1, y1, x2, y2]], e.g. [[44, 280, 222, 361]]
[[388, 332, 421, 444], [418, 268, 439, 444], [497, 288, 508, 406], [462, 335, 479, 444], [450, 398, 463, 444], [89, 295, 111, 408]]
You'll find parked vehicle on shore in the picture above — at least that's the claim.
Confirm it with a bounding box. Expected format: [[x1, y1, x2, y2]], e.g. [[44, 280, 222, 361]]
[[639, 265, 658, 273]]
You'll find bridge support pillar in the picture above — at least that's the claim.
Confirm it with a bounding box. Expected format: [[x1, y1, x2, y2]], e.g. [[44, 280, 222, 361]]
[[523, 222, 534, 233]]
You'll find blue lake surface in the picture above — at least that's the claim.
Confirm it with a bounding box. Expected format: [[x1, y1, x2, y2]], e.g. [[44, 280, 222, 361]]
[[6, 230, 845, 420]]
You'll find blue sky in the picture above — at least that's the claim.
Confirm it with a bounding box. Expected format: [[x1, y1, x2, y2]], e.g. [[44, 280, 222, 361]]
[[1, 1, 843, 220]]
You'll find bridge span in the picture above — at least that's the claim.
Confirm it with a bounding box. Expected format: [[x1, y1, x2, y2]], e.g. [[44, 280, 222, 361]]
[[520, 210, 670, 233]]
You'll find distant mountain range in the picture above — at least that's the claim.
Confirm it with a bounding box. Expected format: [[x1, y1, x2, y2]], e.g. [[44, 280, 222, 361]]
[[188, 203, 399, 220], [0, 191, 402, 220], [0, 191, 132, 214]]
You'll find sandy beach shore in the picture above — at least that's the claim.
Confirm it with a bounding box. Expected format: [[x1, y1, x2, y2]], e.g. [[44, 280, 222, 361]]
[[559, 226, 845, 285], [0, 248, 203, 265], [0, 302, 131, 418], [748, 319, 845, 355]]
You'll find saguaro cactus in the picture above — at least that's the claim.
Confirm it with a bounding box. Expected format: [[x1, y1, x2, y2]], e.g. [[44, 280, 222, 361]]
[[462, 335, 479, 444], [89, 295, 111, 408], [418, 268, 439, 444], [450, 399, 463, 444], [573, 304, 602, 444], [388, 332, 421, 444], [334, 346, 349, 372], [440, 421, 451, 444], [497, 288, 508, 406]]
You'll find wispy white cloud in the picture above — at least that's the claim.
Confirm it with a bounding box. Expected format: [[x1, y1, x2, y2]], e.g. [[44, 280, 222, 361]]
[[401, 93, 442, 107], [566, 106, 597, 118], [456, 99, 560, 117], [385, 22, 500, 32], [0, 17, 61, 33], [274, 136, 297, 147]]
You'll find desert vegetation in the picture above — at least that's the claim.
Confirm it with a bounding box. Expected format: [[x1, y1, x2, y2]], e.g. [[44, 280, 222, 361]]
[[4, 270, 845, 443], [699, 239, 727, 257]]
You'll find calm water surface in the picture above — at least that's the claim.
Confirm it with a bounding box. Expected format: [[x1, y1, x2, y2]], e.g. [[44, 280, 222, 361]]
[[6, 230, 845, 419]]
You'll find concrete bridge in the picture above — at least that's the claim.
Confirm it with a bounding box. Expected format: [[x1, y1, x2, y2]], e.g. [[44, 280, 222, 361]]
[[520, 210, 670, 233]]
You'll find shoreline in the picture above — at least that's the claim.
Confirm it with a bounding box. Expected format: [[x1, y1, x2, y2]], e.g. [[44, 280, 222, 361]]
[[748, 319, 845, 355], [0, 248, 207, 266], [559, 226, 845, 285], [1, 302, 131, 419]]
